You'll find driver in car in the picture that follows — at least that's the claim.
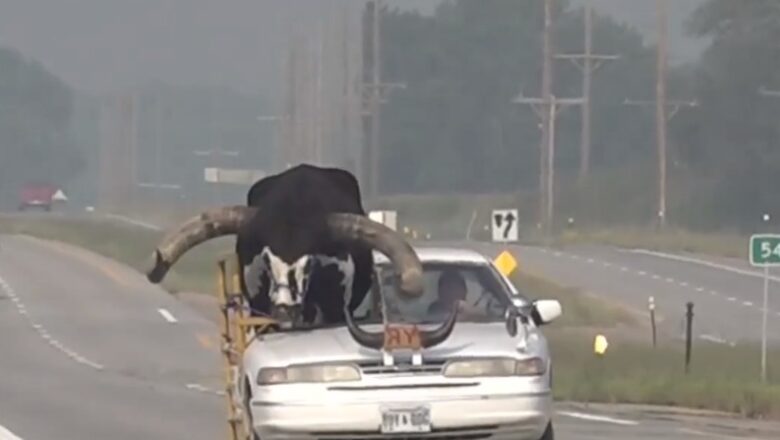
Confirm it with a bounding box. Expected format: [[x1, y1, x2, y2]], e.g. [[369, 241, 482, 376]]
[[427, 269, 481, 320]]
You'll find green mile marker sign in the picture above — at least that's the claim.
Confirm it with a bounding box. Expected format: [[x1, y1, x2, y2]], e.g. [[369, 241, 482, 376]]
[[750, 234, 780, 267]]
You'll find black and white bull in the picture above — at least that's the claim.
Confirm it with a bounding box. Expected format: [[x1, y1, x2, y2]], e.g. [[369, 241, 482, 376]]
[[144, 164, 457, 348]]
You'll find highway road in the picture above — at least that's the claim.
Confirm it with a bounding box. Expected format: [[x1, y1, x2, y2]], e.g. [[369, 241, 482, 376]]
[[465, 241, 780, 347], [1, 233, 778, 439]]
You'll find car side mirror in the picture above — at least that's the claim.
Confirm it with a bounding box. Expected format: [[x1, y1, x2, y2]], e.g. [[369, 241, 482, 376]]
[[532, 300, 562, 326]]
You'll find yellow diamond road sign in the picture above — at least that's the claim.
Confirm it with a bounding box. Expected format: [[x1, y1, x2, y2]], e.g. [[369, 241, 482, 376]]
[[494, 250, 518, 277]]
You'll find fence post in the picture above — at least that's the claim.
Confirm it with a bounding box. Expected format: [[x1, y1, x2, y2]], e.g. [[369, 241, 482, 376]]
[[649, 296, 657, 348], [685, 302, 694, 374]]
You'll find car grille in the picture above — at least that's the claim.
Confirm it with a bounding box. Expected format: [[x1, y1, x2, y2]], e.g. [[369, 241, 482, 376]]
[[313, 425, 497, 439], [356, 360, 446, 376]]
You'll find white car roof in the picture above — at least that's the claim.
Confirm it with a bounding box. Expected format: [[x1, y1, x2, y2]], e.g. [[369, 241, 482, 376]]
[[372, 246, 490, 265]]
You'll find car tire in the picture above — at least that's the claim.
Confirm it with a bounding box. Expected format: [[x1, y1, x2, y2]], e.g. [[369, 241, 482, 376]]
[[242, 379, 260, 440], [538, 421, 554, 440]]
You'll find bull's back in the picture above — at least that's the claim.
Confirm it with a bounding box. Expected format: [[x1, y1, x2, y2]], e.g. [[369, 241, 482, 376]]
[[247, 164, 364, 215]]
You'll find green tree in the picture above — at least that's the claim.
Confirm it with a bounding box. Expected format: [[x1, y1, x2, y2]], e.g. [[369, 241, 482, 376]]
[[672, 0, 780, 230], [0, 47, 81, 202], [379, 0, 657, 205]]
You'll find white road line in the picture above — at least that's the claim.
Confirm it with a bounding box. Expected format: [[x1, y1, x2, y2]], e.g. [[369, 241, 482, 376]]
[[587, 258, 595, 263], [625, 248, 780, 282], [652, 274, 661, 280], [727, 297, 736, 302], [553, 252, 562, 257], [620, 267, 628, 272], [679, 281, 688, 287], [710, 290, 719, 296], [157, 308, 178, 323], [700, 334, 730, 345], [696, 287, 704, 292], [603, 262, 611, 267], [186, 383, 226, 397], [638, 271, 647, 276], [665, 277, 675, 283], [0, 272, 104, 371], [743, 301, 753, 307], [104, 213, 162, 231], [0, 423, 23, 440], [557, 411, 639, 426]]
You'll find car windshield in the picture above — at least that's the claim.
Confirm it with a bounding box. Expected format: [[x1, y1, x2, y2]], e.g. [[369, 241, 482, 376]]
[[353, 261, 523, 325]]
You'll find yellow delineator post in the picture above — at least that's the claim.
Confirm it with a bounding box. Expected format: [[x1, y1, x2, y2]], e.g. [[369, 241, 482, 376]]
[[216, 253, 277, 440]]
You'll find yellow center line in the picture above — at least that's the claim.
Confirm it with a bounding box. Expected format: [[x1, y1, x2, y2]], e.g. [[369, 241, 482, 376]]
[[196, 333, 215, 350]]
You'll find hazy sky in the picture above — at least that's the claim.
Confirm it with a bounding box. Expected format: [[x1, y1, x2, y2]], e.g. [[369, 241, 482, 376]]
[[0, 0, 707, 96]]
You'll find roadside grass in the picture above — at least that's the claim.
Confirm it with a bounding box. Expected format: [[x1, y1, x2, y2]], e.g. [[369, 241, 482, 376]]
[[510, 268, 780, 420], [0, 215, 227, 294], [546, 329, 780, 419], [509, 270, 638, 328], [555, 227, 746, 259]]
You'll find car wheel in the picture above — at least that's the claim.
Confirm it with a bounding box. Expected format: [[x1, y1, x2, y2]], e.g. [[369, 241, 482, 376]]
[[242, 379, 260, 440], [538, 421, 554, 440]]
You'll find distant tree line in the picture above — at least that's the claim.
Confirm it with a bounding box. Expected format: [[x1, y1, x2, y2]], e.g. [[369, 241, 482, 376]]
[[378, 0, 780, 232], [0, 47, 81, 203]]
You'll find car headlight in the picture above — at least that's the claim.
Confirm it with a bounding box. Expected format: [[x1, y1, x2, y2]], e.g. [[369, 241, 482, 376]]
[[443, 357, 546, 378], [257, 363, 361, 385]]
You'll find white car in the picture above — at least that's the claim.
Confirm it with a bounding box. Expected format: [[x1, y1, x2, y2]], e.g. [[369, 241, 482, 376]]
[[237, 246, 562, 440]]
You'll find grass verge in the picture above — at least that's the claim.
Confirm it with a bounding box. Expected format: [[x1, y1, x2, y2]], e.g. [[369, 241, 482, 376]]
[[546, 329, 780, 419], [0, 215, 227, 294], [509, 270, 638, 329], [555, 226, 747, 259], [510, 268, 780, 420]]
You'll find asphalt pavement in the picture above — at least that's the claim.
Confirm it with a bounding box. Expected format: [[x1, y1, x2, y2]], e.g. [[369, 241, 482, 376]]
[[1, 232, 778, 439], [463, 241, 780, 347]]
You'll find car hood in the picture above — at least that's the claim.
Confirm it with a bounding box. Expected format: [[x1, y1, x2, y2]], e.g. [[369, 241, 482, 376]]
[[248, 322, 548, 367]]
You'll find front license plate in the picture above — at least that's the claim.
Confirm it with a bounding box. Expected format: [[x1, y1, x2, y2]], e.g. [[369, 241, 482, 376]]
[[381, 407, 431, 434]]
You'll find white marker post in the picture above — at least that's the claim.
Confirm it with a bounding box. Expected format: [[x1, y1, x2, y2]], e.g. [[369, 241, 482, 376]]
[[749, 214, 777, 383]]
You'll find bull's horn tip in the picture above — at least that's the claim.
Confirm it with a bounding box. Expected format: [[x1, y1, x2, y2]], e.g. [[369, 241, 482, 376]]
[[145, 250, 167, 284], [400, 271, 424, 296]]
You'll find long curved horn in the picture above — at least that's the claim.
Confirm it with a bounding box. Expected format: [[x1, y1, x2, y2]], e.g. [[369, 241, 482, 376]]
[[345, 307, 459, 350], [325, 213, 423, 297], [145, 206, 258, 283], [344, 309, 383, 349]]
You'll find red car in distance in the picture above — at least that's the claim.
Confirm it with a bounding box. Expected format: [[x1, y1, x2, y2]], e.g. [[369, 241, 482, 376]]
[[18, 182, 58, 211]]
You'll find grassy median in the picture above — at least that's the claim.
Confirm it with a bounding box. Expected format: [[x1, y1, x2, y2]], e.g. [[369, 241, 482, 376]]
[[3, 215, 780, 419], [0, 215, 223, 294], [555, 226, 747, 259]]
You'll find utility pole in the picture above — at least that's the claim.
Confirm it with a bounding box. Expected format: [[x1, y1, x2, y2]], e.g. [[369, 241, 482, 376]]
[[315, 20, 325, 165], [514, 93, 584, 240], [656, 0, 668, 228], [538, 0, 554, 231], [624, 0, 697, 228], [360, 0, 405, 199], [555, 1, 619, 182]]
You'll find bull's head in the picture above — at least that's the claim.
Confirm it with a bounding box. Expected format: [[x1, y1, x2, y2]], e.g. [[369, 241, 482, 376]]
[[144, 206, 456, 347]]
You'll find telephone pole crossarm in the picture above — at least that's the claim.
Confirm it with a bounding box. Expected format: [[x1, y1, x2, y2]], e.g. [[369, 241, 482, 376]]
[[623, 98, 698, 120], [759, 86, 780, 98], [555, 53, 620, 73]]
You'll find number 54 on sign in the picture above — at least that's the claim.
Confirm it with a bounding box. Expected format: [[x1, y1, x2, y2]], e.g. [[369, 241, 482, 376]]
[[750, 234, 780, 267]]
